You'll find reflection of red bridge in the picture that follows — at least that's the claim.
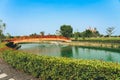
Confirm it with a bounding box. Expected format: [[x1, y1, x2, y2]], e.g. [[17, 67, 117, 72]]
[[7, 35, 71, 43]]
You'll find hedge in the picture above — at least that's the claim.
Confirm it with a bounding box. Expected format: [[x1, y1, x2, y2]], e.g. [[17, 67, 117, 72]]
[[1, 49, 120, 80], [0, 43, 6, 48], [72, 37, 120, 44]]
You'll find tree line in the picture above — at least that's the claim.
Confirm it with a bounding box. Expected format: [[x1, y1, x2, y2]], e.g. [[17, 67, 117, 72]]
[[59, 25, 116, 39], [0, 19, 118, 42]]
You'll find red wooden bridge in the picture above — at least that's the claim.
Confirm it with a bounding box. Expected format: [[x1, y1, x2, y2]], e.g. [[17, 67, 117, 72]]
[[7, 35, 71, 43]]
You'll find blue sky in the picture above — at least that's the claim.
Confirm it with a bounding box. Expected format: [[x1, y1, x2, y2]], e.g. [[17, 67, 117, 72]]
[[0, 0, 120, 36]]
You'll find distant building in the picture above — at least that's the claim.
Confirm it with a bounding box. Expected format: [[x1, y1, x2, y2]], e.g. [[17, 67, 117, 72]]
[[87, 27, 96, 33]]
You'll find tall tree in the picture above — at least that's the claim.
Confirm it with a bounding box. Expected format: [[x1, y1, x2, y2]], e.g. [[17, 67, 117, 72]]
[[74, 32, 79, 40], [81, 28, 100, 38], [6, 33, 11, 39], [40, 31, 45, 36], [60, 25, 73, 38], [0, 19, 6, 42], [85, 30, 93, 37], [106, 27, 115, 37]]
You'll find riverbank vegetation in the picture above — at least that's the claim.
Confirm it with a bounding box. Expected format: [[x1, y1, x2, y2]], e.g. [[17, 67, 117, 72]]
[[0, 19, 120, 79], [0, 36, 120, 80], [0, 42, 6, 48], [72, 37, 120, 43], [1, 48, 120, 80]]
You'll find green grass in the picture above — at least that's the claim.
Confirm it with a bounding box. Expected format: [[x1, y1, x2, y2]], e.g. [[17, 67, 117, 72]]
[[71, 37, 120, 43], [71, 37, 120, 49], [72, 37, 120, 40]]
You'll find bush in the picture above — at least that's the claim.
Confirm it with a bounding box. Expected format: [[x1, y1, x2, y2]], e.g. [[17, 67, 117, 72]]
[[0, 43, 6, 48], [1, 49, 120, 80]]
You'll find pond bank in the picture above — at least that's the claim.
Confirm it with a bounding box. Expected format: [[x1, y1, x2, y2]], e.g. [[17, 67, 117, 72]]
[[2, 48, 120, 80], [0, 43, 39, 80], [18, 41, 120, 52], [62, 41, 118, 47], [1, 42, 120, 80]]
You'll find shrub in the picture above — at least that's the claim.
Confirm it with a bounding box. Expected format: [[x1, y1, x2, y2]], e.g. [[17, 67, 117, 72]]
[[1, 49, 120, 80], [0, 43, 6, 48]]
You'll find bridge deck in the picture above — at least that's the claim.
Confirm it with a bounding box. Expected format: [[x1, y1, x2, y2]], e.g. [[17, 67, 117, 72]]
[[7, 36, 71, 43]]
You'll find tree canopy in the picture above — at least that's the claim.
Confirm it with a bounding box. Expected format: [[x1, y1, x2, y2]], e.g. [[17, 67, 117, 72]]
[[60, 25, 73, 38], [0, 19, 6, 42]]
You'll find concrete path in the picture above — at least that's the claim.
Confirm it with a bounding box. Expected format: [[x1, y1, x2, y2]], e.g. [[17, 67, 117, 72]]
[[0, 58, 39, 80]]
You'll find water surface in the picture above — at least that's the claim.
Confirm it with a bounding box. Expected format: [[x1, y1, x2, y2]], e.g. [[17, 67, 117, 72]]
[[19, 43, 120, 63]]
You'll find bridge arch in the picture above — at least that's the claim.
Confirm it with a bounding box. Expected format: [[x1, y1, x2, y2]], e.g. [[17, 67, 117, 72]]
[[7, 36, 71, 43]]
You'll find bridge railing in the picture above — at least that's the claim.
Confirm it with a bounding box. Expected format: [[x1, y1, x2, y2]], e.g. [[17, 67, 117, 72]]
[[6, 35, 71, 43]]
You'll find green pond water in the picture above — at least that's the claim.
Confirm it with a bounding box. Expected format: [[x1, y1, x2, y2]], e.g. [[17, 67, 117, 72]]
[[19, 43, 120, 63]]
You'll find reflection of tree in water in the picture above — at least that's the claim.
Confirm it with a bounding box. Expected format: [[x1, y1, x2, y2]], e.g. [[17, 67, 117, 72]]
[[86, 48, 91, 53], [106, 53, 113, 62], [74, 46, 79, 55], [61, 46, 73, 58]]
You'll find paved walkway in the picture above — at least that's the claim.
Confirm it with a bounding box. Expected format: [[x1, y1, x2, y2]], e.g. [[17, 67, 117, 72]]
[[0, 58, 39, 80]]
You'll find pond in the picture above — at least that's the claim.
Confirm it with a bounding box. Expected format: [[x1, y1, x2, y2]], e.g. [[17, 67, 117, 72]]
[[19, 43, 120, 63]]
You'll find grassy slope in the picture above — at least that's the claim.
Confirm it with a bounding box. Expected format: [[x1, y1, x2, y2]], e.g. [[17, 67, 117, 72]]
[[72, 37, 120, 40]]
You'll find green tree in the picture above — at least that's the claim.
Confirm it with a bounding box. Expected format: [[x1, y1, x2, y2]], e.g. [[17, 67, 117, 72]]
[[74, 32, 79, 40], [60, 25, 73, 38], [94, 31, 100, 37], [106, 27, 115, 37], [6, 33, 12, 39], [29, 33, 38, 37], [0, 19, 6, 42], [85, 30, 93, 37], [40, 31, 45, 36], [81, 28, 100, 38]]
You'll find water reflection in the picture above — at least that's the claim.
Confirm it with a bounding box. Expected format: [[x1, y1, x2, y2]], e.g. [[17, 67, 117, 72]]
[[106, 53, 113, 62], [19, 43, 120, 63], [61, 46, 73, 58]]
